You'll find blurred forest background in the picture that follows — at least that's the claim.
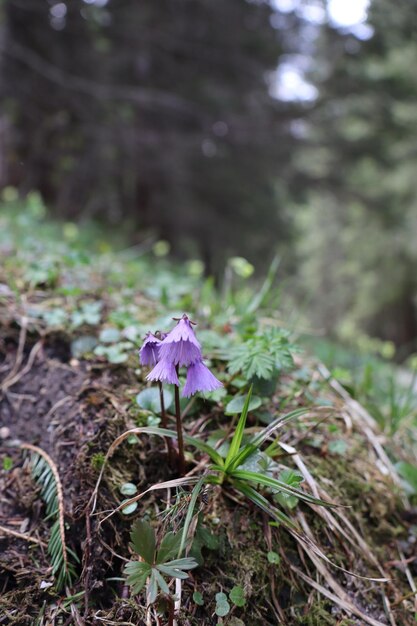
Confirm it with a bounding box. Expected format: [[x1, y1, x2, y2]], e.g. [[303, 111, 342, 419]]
[[0, 0, 416, 358]]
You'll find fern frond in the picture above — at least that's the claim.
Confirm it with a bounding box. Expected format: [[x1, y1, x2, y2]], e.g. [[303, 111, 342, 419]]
[[21, 443, 78, 589]]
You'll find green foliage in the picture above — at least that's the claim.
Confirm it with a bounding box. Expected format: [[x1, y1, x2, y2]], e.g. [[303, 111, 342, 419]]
[[215, 592, 230, 617], [396, 462, 417, 495], [133, 389, 332, 533], [228, 328, 295, 381], [229, 585, 246, 607], [29, 452, 78, 590], [124, 520, 198, 601], [136, 388, 173, 413]]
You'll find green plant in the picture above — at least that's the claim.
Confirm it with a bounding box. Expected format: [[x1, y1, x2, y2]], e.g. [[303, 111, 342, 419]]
[[123, 520, 198, 603], [25, 445, 78, 590], [101, 388, 332, 534], [228, 328, 296, 381]]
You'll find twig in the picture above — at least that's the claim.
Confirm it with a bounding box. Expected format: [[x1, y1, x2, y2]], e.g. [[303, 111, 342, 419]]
[[1, 340, 43, 393], [0, 523, 47, 547]]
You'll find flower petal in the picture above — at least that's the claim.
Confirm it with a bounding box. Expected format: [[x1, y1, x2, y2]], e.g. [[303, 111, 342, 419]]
[[160, 315, 202, 366], [146, 358, 179, 385], [139, 332, 161, 366], [182, 360, 223, 397]]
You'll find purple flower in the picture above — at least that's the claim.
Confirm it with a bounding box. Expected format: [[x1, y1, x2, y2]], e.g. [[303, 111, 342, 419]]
[[146, 357, 180, 386], [139, 332, 161, 367], [159, 314, 202, 367], [182, 360, 223, 398]]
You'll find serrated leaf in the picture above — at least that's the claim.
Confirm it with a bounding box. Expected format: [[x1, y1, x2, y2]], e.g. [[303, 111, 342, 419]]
[[153, 568, 170, 595], [156, 532, 182, 564], [156, 564, 189, 579], [123, 561, 151, 594], [148, 570, 158, 604], [162, 557, 198, 570], [130, 520, 155, 564]]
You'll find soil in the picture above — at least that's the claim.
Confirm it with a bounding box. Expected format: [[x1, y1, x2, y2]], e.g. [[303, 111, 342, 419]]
[[0, 332, 416, 626]]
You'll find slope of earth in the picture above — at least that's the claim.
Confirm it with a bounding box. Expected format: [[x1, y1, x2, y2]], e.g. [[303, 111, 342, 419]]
[[0, 204, 416, 625]]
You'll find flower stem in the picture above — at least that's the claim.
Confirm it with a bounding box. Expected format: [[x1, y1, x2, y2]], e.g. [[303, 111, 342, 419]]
[[158, 381, 174, 466], [174, 373, 185, 476]]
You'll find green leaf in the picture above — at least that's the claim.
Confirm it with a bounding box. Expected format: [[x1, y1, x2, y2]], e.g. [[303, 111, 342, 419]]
[[193, 590, 204, 606], [233, 481, 297, 530], [152, 568, 170, 595], [328, 440, 348, 455], [148, 570, 158, 604], [136, 387, 173, 413], [231, 470, 334, 507], [99, 327, 121, 343], [224, 387, 253, 470], [215, 592, 230, 617], [229, 585, 246, 607], [121, 500, 138, 515], [120, 482, 138, 496], [225, 394, 261, 416], [123, 561, 151, 594], [162, 557, 199, 570], [156, 532, 182, 564], [396, 461, 417, 494], [267, 551, 281, 564], [156, 565, 189, 580], [130, 520, 156, 564]]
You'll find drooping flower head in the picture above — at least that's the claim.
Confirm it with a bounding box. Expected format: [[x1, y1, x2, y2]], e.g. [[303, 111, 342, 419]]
[[182, 359, 223, 398], [159, 314, 202, 367], [139, 332, 162, 367], [146, 357, 180, 386]]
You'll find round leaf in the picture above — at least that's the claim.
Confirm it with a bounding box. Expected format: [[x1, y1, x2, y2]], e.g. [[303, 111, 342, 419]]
[[193, 591, 204, 606], [225, 394, 262, 415], [136, 387, 173, 413], [229, 585, 245, 607], [120, 482, 138, 496], [215, 592, 230, 617], [267, 550, 281, 565], [121, 500, 138, 515], [99, 327, 121, 343]]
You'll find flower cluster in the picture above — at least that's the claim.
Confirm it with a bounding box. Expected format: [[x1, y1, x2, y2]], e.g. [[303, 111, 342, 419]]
[[139, 315, 222, 397]]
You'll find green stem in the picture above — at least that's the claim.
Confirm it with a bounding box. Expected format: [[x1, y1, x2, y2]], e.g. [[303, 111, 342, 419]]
[[174, 371, 185, 476]]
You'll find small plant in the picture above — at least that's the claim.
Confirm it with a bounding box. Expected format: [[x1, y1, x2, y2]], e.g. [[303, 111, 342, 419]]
[[24, 444, 78, 590], [228, 327, 296, 381], [139, 315, 222, 474], [123, 519, 198, 604]]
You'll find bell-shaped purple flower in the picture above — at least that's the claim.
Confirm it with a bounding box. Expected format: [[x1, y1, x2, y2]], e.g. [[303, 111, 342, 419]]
[[159, 314, 202, 367], [182, 359, 223, 398], [146, 357, 180, 386], [139, 332, 161, 367]]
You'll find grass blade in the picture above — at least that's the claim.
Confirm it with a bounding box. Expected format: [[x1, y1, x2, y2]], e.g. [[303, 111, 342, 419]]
[[224, 386, 253, 470], [231, 469, 337, 507]]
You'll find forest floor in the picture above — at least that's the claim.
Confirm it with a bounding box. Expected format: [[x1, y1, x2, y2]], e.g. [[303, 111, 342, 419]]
[[0, 205, 416, 625]]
